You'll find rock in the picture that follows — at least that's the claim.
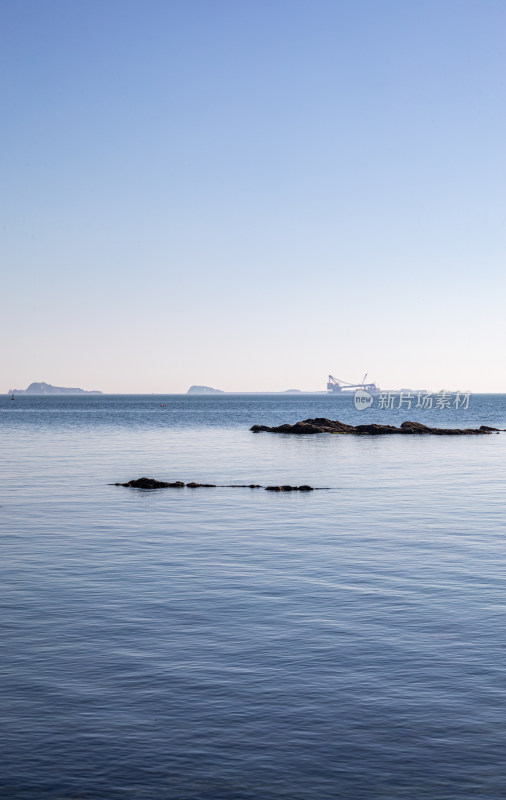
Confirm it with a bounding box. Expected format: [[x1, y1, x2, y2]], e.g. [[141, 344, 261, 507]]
[[400, 421, 434, 433], [113, 479, 318, 491], [353, 423, 401, 435], [115, 477, 185, 489], [265, 485, 314, 492], [226, 484, 262, 488], [252, 418, 356, 434], [251, 418, 496, 436]]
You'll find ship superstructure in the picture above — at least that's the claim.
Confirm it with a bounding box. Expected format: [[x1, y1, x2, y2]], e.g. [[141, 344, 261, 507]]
[[327, 373, 379, 393]]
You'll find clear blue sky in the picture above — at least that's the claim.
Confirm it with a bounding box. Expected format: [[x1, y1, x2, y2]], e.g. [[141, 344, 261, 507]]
[[2, 0, 505, 392]]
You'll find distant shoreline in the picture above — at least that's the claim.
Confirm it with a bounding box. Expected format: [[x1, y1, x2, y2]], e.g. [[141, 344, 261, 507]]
[[5, 391, 503, 397]]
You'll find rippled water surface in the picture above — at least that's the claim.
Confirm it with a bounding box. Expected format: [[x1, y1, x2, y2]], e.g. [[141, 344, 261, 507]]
[[2, 394, 506, 799]]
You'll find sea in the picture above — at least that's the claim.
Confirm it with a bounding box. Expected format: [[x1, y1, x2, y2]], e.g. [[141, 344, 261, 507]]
[[2, 392, 506, 800]]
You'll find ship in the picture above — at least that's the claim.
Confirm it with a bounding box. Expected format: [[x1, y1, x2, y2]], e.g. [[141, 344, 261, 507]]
[[327, 373, 380, 394]]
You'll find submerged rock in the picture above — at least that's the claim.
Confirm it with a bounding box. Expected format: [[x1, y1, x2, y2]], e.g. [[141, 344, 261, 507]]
[[265, 485, 314, 492], [225, 484, 262, 488], [113, 479, 318, 491], [251, 418, 496, 436], [114, 477, 185, 489]]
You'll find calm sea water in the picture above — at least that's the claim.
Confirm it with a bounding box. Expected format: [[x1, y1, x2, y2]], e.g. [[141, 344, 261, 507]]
[[2, 393, 506, 799]]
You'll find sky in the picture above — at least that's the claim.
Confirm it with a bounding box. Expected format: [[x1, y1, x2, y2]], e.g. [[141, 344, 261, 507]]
[[2, 0, 505, 393]]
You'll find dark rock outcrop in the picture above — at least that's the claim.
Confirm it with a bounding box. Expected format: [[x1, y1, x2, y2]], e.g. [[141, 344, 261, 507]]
[[113, 479, 317, 491], [251, 418, 497, 436], [265, 485, 314, 492], [226, 484, 262, 488], [114, 477, 185, 489]]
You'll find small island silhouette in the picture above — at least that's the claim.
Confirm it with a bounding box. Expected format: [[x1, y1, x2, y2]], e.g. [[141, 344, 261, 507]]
[[9, 382, 102, 396], [186, 385, 224, 394]]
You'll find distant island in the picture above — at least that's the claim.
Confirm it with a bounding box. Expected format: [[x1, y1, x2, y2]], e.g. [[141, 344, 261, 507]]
[[9, 382, 102, 396], [187, 385, 224, 394]]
